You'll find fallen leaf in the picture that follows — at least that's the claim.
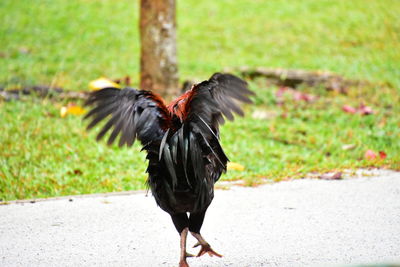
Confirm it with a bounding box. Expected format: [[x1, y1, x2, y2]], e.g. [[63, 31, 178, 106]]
[[342, 105, 357, 114], [67, 104, 86, 115], [342, 104, 374, 115], [320, 172, 342, 180], [252, 110, 277, 120], [60, 106, 68, 118], [358, 104, 373, 115], [293, 91, 317, 102], [364, 149, 387, 161], [227, 162, 245, 171], [364, 149, 377, 160], [276, 87, 317, 103], [342, 144, 356, 150], [89, 77, 121, 90], [60, 103, 86, 117], [379, 151, 387, 159]]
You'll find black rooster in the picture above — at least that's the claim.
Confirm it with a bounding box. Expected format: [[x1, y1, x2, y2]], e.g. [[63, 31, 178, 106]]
[[84, 73, 253, 267]]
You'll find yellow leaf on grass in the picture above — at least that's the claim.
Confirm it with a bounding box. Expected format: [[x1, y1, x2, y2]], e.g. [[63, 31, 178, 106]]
[[89, 77, 120, 90], [67, 105, 86, 115], [227, 162, 245, 171], [60, 103, 86, 117]]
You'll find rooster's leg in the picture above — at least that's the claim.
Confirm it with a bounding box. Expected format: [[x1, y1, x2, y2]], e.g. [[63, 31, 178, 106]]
[[179, 227, 195, 267], [189, 211, 222, 258], [171, 214, 194, 267]]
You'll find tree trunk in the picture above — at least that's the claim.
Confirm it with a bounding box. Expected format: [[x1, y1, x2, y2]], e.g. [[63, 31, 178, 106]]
[[139, 0, 179, 99]]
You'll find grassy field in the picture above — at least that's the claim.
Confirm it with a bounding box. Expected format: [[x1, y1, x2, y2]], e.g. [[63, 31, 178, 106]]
[[1, 0, 399, 201], [1, 0, 399, 89]]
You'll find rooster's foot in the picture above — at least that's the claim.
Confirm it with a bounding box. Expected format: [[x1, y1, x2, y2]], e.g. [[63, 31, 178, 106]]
[[193, 242, 222, 257]]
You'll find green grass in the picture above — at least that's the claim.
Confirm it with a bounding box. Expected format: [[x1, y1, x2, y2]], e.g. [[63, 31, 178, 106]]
[[223, 80, 400, 185], [1, 0, 399, 89], [1, 0, 400, 200], [0, 99, 148, 199]]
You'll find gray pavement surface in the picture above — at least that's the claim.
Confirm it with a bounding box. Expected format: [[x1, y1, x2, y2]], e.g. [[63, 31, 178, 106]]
[[1, 170, 400, 267]]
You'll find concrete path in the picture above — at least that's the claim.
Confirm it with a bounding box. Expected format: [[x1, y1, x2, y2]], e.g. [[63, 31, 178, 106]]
[[1, 170, 400, 266]]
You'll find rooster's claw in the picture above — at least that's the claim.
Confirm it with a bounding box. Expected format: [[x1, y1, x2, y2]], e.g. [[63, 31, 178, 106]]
[[196, 244, 222, 257]]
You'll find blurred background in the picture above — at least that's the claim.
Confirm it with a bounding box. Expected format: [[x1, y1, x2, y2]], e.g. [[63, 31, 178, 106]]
[[1, 0, 399, 201]]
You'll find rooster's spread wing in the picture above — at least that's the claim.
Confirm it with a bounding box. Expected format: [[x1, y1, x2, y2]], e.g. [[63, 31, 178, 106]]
[[183, 73, 254, 136], [84, 88, 170, 147]]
